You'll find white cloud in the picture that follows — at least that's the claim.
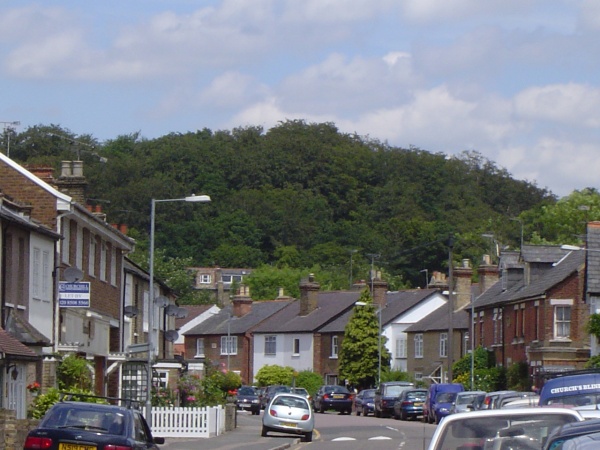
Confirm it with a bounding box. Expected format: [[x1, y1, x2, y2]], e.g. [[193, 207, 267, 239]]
[[514, 83, 600, 128]]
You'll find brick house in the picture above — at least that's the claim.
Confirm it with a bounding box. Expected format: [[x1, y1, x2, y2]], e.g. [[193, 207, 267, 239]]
[[473, 245, 590, 388], [0, 154, 136, 400], [183, 285, 293, 384], [189, 267, 252, 305], [0, 194, 59, 418]]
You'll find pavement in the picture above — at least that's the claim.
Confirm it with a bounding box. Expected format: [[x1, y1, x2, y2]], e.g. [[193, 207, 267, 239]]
[[160, 412, 301, 450]]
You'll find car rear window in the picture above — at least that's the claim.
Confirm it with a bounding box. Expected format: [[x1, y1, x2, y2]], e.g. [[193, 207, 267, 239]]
[[238, 387, 256, 395], [273, 396, 310, 409]]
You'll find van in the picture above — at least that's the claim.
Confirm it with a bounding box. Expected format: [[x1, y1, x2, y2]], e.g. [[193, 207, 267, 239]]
[[374, 381, 414, 418], [539, 371, 600, 408], [423, 383, 464, 424]]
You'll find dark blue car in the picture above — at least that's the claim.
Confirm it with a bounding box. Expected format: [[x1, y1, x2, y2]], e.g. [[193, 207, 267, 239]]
[[353, 389, 376, 416], [393, 388, 428, 420]]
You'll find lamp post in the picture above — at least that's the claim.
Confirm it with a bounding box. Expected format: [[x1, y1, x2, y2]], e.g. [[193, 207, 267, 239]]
[[447, 236, 454, 383], [348, 249, 357, 289], [226, 312, 231, 372], [146, 194, 210, 423], [355, 301, 383, 386]]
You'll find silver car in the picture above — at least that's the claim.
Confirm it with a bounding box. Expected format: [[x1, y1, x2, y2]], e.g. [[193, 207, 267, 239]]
[[262, 392, 314, 442]]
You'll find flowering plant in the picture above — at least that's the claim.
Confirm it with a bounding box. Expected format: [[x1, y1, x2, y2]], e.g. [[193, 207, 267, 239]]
[[27, 381, 41, 392]]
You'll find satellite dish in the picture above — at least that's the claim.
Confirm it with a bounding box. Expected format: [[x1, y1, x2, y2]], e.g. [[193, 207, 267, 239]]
[[63, 267, 84, 282], [124, 305, 139, 318], [165, 304, 179, 316], [175, 307, 189, 319], [165, 330, 179, 342], [154, 296, 169, 307]]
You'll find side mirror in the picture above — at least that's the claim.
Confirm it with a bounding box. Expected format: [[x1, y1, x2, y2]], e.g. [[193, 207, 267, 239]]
[[154, 437, 165, 445]]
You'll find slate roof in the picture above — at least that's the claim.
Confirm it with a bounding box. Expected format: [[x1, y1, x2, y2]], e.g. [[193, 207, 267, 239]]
[[185, 299, 294, 336], [521, 245, 569, 264], [404, 302, 469, 333], [474, 249, 585, 309], [175, 304, 215, 329], [253, 291, 361, 334], [5, 310, 51, 346]]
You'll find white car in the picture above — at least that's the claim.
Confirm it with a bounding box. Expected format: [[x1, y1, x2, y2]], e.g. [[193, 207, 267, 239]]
[[427, 408, 584, 450]]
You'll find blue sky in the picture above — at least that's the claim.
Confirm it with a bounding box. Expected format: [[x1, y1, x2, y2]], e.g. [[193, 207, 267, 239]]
[[1, 1, 599, 198]]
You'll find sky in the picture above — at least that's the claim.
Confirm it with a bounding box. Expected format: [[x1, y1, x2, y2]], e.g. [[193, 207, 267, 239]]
[[1, 1, 599, 198]]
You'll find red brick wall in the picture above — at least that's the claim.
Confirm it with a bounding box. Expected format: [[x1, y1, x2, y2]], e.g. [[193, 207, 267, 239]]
[[0, 163, 59, 229]]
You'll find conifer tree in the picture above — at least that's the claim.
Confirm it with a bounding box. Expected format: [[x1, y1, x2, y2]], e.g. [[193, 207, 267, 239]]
[[339, 289, 390, 389]]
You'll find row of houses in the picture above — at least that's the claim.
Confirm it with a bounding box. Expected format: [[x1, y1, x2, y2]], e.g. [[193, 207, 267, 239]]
[[177, 237, 598, 391], [0, 153, 181, 418], [0, 149, 597, 420]]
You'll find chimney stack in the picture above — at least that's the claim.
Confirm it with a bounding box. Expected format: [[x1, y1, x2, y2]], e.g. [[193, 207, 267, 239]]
[[478, 254, 500, 295], [232, 285, 252, 317], [55, 160, 87, 205], [370, 273, 388, 310], [299, 274, 320, 316], [454, 259, 473, 310]]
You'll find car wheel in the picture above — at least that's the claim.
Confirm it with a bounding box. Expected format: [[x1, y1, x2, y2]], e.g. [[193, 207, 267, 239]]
[[303, 431, 313, 442], [319, 404, 325, 414], [400, 411, 406, 421], [261, 426, 268, 437], [375, 409, 381, 418]]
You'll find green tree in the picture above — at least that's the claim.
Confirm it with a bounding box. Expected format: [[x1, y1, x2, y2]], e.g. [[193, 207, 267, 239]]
[[255, 365, 295, 386], [295, 371, 323, 397], [57, 354, 94, 391], [338, 289, 390, 389]]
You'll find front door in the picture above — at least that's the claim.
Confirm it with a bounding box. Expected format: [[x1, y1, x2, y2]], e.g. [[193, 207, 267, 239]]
[[5, 364, 26, 419]]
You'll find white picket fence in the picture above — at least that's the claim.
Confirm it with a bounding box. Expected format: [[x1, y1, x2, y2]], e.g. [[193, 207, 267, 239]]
[[150, 405, 226, 438]]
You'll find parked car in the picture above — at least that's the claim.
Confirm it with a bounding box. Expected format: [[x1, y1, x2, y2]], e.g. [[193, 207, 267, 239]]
[[481, 390, 516, 410], [261, 392, 314, 442], [291, 387, 312, 404], [449, 390, 486, 414], [494, 391, 538, 409], [393, 388, 428, 420], [374, 381, 415, 418], [423, 383, 464, 424], [261, 385, 291, 410], [501, 395, 540, 410], [543, 418, 600, 450], [540, 372, 600, 408], [235, 385, 261, 415], [546, 431, 600, 450], [313, 385, 353, 414], [427, 408, 584, 450], [353, 388, 376, 416], [23, 396, 164, 450]]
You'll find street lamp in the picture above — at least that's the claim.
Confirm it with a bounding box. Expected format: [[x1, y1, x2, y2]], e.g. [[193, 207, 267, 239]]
[[146, 194, 210, 423], [355, 300, 383, 386]]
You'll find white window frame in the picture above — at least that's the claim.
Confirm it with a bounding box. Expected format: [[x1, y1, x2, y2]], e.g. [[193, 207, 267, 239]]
[[89, 234, 96, 276], [100, 241, 107, 281], [221, 335, 238, 355], [293, 338, 300, 356], [199, 274, 211, 284], [110, 246, 117, 286], [554, 306, 571, 339], [264, 335, 276, 355], [395, 337, 407, 358], [440, 332, 448, 357], [415, 334, 423, 358], [331, 336, 339, 358], [76, 225, 83, 269], [32, 247, 41, 300], [195, 338, 205, 357], [62, 220, 70, 264], [42, 249, 51, 302]]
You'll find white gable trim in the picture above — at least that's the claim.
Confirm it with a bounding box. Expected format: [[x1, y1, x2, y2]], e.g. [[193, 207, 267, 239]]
[[0, 152, 72, 210]]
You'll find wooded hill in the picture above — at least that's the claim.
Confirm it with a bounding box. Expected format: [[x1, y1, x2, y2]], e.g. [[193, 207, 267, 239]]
[[6, 120, 556, 288]]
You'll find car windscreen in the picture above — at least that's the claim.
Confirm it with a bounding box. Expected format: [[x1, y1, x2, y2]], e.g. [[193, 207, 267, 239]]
[[433, 413, 579, 450], [328, 386, 349, 394], [273, 396, 310, 409], [456, 394, 480, 405], [385, 385, 409, 396], [436, 392, 458, 403], [238, 387, 256, 396], [405, 391, 427, 400]]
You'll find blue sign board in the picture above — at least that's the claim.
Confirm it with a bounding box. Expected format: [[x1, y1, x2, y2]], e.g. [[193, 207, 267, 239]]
[[58, 281, 91, 307]]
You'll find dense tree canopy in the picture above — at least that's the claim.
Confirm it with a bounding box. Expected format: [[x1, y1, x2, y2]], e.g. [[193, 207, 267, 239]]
[[6, 120, 568, 291]]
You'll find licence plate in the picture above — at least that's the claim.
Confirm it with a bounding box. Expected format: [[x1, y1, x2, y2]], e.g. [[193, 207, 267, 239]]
[[280, 421, 297, 428], [332, 394, 345, 399], [414, 402, 423, 406], [59, 444, 96, 450]]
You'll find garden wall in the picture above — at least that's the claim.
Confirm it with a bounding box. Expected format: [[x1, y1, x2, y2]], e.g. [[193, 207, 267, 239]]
[[0, 409, 39, 450]]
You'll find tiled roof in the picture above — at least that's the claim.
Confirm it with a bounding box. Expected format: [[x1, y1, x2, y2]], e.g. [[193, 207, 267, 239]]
[[0, 327, 38, 358], [5, 311, 51, 346], [185, 299, 294, 336], [175, 304, 214, 329], [253, 291, 361, 333], [405, 302, 469, 333], [474, 250, 584, 309]]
